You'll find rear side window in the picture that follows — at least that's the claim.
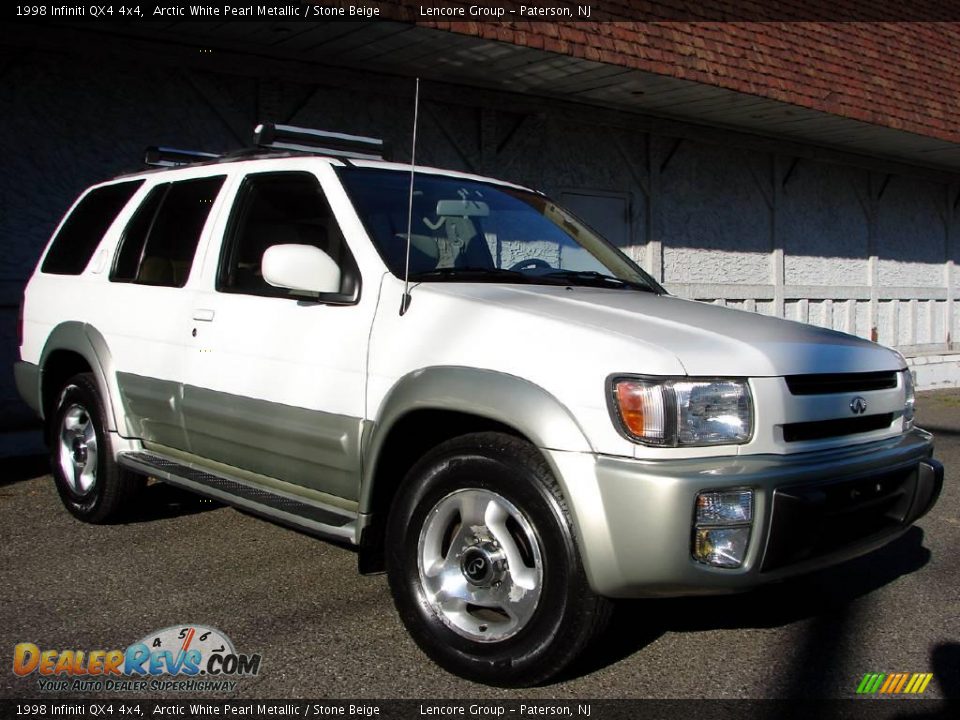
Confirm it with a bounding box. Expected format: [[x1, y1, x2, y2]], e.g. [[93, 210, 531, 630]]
[[112, 176, 225, 287], [41, 180, 144, 275]]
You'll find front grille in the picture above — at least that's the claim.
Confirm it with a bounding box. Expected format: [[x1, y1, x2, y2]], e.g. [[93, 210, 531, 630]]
[[785, 371, 898, 396], [761, 466, 916, 573], [782, 413, 893, 442]]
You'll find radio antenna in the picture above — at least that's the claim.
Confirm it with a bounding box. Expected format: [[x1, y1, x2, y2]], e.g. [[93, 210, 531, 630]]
[[400, 77, 420, 316]]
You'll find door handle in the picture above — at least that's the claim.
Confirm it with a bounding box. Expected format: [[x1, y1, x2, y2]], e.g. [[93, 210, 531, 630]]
[[192, 309, 215, 322]]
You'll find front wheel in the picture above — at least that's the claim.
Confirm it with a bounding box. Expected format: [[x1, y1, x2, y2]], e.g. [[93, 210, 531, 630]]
[[385, 432, 610, 686], [50, 373, 143, 523]]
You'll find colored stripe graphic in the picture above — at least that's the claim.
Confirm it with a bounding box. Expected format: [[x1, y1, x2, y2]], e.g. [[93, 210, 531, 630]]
[[908, 674, 933, 694], [857, 672, 933, 694], [879, 674, 897, 693], [857, 673, 884, 694]]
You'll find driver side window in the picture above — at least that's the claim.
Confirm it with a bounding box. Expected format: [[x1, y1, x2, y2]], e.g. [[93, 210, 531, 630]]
[[217, 171, 359, 300]]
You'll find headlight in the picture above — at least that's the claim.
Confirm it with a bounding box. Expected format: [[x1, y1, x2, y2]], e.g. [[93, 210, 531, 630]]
[[903, 369, 915, 429], [610, 376, 753, 446]]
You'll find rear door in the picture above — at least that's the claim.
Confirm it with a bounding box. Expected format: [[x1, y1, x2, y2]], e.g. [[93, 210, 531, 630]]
[[99, 173, 229, 450]]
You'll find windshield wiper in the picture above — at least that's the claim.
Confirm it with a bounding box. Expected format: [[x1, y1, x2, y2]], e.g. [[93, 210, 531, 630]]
[[542, 270, 658, 292], [409, 267, 536, 283]]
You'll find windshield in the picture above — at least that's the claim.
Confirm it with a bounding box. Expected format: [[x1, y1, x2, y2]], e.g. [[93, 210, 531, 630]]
[[337, 167, 664, 293]]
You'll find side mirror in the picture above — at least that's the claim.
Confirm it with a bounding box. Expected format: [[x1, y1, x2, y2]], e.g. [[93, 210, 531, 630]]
[[262, 244, 341, 295]]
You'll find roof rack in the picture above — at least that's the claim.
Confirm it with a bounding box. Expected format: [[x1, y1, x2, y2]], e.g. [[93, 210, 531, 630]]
[[254, 123, 385, 160], [144, 146, 222, 167], [138, 123, 386, 171]]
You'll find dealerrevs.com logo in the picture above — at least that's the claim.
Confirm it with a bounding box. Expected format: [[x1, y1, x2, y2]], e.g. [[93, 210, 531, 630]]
[[13, 625, 261, 693]]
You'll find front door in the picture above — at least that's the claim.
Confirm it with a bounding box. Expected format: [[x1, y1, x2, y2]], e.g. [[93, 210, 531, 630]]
[[183, 168, 376, 501]]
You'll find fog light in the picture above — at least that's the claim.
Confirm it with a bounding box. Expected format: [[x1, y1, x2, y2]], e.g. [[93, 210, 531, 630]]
[[692, 489, 753, 569], [693, 527, 750, 568], [696, 490, 752, 525]]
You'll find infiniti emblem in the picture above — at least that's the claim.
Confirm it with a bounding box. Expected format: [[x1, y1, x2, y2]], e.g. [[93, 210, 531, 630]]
[[850, 396, 868, 415], [466, 557, 487, 579]]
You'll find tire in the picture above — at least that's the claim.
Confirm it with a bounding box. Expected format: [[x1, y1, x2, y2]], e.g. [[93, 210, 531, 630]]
[[385, 432, 611, 687], [49, 373, 143, 523]]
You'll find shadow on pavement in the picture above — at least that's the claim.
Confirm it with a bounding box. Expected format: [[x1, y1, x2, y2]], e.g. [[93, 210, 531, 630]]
[[562, 527, 931, 684], [932, 643, 960, 700], [890, 644, 959, 719], [123, 480, 224, 523], [0, 453, 49, 487]]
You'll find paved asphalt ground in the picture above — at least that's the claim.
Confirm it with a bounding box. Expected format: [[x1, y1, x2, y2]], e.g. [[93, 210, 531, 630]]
[[0, 392, 957, 701]]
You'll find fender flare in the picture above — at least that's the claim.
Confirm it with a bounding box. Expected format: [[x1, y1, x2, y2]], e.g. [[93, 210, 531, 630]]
[[39, 322, 127, 435], [359, 366, 593, 514]]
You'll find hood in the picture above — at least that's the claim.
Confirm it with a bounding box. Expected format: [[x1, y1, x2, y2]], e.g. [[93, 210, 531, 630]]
[[426, 283, 905, 377]]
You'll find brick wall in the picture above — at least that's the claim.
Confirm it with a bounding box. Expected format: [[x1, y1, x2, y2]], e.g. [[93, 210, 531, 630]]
[[413, 11, 960, 145]]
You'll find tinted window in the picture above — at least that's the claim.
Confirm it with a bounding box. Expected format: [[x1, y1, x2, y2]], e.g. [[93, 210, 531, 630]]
[[218, 172, 358, 299], [41, 180, 144, 275], [112, 176, 225, 287], [113, 184, 166, 282]]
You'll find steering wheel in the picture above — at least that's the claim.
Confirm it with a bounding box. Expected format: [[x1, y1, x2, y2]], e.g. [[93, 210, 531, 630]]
[[509, 258, 553, 272]]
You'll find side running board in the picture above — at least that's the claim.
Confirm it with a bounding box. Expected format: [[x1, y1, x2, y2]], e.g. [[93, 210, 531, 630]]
[[117, 450, 357, 542]]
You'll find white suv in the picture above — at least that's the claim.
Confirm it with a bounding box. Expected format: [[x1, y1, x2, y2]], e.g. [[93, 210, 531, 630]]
[[15, 125, 943, 686]]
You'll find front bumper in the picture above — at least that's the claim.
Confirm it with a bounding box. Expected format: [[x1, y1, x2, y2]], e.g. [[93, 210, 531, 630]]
[[545, 428, 941, 598]]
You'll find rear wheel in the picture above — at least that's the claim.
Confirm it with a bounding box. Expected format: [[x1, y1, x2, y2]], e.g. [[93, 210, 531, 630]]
[[386, 432, 610, 686], [50, 373, 143, 523]]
